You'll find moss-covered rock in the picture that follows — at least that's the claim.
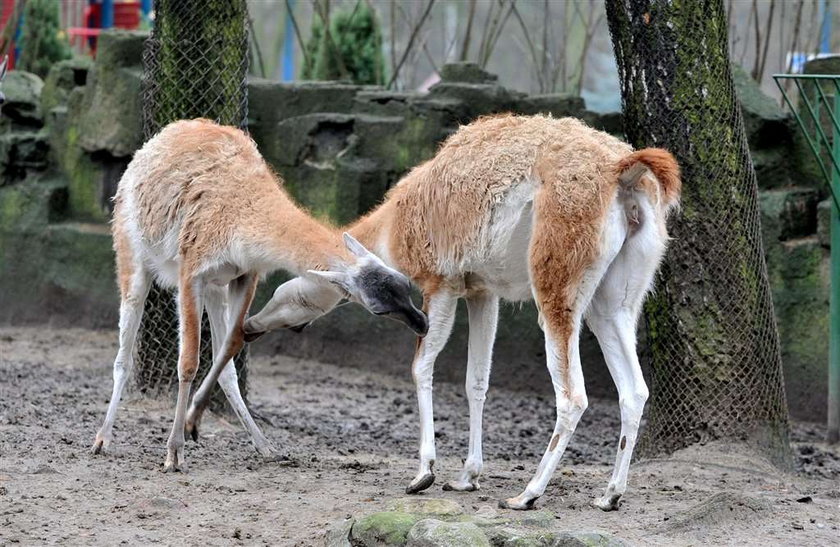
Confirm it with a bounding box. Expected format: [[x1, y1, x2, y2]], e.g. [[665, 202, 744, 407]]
[[765, 236, 830, 421], [440, 62, 498, 84], [732, 65, 798, 189], [518, 94, 586, 118], [353, 90, 418, 117], [2, 71, 45, 127], [405, 519, 490, 547], [0, 130, 50, 184], [759, 188, 819, 241], [816, 199, 831, 248], [77, 30, 145, 157], [388, 499, 464, 518], [423, 82, 525, 125], [351, 511, 422, 546], [41, 58, 91, 115], [326, 517, 355, 547]]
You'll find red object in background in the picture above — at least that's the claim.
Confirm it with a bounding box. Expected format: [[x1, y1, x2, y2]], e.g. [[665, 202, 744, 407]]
[[1, 0, 17, 69], [85, 2, 141, 29], [67, 1, 141, 57]]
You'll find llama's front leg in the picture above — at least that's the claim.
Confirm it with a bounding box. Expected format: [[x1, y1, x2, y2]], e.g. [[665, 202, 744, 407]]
[[164, 278, 203, 473], [406, 289, 457, 494], [501, 323, 587, 510], [443, 292, 498, 492], [92, 270, 151, 454]]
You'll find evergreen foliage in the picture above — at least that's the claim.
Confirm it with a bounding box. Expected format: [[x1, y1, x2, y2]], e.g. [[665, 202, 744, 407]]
[[301, 3, 384, 85], [17, 0, 72, 79]]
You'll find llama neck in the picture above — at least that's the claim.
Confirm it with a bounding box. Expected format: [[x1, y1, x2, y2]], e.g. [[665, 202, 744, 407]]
[[348, 199, 394, 267], [262, 196, 353, 274]]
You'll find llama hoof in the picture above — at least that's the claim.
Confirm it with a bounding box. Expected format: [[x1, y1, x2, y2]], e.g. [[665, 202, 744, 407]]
[[592, 494, 622, 511], [184, 410, 202, 442], [442, 479, 479, 492], [405, 473, 435, 494], [184, 422, 199, 442], [91, 436, 109, 455], [163, 449, 187, 473], [499, 495, 538, 511], [256, 446, 282, 461], [162, 460, 188, 473]]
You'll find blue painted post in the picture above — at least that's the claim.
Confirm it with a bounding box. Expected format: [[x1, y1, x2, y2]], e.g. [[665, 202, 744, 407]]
[[820, 0, 832, 54], [141, 0, 153, 19], [102, 0, 115, 29], [13, 9, 22, 66], [282, 0, 296, 81]]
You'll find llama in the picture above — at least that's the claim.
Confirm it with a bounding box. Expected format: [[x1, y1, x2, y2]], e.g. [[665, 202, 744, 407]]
[[241, 114, 681, 510], [0, 55, 8, 106], [91, 119, 427, 472]]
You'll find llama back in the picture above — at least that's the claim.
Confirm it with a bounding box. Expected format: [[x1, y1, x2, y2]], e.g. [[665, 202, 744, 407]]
[[388, 114, 633, 278], [114, 119, 281, 251]]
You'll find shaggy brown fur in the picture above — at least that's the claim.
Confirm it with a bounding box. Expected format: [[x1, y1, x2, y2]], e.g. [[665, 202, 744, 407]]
[[118, 118, 351, 279], [350, 114, 677, 295]]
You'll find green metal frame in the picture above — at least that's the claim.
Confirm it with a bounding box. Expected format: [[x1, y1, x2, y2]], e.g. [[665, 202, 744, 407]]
[[774, 73, 840, 443]]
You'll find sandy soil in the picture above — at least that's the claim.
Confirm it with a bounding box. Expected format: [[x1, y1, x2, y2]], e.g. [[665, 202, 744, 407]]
[[1, 326, 838, 546]]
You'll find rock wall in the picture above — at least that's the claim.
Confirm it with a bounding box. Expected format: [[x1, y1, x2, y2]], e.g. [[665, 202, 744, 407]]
[[0, 31, 830, 421]]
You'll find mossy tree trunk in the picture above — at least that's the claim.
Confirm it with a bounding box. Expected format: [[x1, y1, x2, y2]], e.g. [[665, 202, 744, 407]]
[[135, 0, 250, 411], [606, 0, 791, 463]]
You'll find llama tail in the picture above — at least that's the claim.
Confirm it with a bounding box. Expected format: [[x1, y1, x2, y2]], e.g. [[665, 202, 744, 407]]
[[615, 148, 682, 211]]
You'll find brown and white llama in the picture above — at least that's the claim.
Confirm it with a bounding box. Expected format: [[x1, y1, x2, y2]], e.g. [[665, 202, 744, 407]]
[[239, 114, 681, 510], [91, 118, 427, 472]]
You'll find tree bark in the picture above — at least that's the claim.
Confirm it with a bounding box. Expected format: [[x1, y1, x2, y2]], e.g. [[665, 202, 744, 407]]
[[606, 0, 791, 464], [135, 0, 250, 411]]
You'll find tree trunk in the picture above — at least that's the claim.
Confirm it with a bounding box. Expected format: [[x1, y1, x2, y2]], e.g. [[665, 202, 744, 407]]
[[134, 0, 250, 412], [606, 0, 791, 464]]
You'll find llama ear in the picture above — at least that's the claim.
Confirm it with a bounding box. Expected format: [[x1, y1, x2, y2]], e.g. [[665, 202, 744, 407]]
[[306, 269, 352, 293], [343, 232, 373, 259]]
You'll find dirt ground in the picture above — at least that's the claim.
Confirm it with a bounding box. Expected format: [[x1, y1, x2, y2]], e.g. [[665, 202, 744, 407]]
[[1, 326, 839, 546]]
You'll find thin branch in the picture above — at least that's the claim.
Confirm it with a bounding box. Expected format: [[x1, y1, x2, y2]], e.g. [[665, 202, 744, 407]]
[[459, 0, 476, 62], [751, 0, 761, 79], [576, 5, 603, 96], [755, 0, 775, 82], [285, 0, 310, 73], [786, 0, 805, 74], [420, 38, 439, 76], [510, 2, 543, 92], [247, 15, 266, 78], [390, 1, 396, 82], [481, 0, 515, 69], [312, 0, 351, 80], [387, 0, 436, 89]]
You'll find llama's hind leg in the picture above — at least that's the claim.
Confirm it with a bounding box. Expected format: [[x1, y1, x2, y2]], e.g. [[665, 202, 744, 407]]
[[92, 267, 151, 455], [501, 187, 623, 510], [586, 217, 664, 510], [500, 309, 588, 510], [443, 292, 498, 492]]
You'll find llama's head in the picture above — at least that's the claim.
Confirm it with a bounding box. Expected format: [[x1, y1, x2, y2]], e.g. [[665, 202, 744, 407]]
[[0, 56, 8, 108], [243, 233, 428, 340]]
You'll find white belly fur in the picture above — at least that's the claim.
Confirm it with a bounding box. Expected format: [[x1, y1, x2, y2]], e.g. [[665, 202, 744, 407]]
[[463, 179, 536, 302]]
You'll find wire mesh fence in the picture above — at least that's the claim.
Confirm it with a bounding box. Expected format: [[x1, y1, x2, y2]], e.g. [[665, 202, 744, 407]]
[[133, 0, 250, 410], [606, 0, 791, 463]]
